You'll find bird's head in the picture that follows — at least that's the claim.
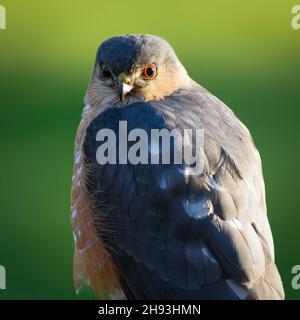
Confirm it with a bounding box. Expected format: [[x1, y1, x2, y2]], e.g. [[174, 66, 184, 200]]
[[85, 34, 191, 107]]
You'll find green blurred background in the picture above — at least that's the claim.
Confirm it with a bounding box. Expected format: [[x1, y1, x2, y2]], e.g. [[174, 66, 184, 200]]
[[0, 0, 299, 299]]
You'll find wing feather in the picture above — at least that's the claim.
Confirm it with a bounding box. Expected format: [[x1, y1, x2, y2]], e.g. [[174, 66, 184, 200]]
[[81, 87, 284, 299]]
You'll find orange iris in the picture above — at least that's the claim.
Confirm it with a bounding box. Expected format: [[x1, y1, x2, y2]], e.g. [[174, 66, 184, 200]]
[[143, 64, 157, 79]]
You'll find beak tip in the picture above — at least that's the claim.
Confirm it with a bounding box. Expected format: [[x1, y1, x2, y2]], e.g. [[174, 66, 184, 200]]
[[118, 82, 124, 101], [118, 81, 133, 102]]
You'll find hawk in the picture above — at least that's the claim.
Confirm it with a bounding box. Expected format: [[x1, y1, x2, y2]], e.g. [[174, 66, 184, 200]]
[[71, 34, 284, 300]]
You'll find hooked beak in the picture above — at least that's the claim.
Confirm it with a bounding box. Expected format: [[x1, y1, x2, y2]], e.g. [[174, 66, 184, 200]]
[[117, 74, 133, 101], [118, 82, 133, 101]]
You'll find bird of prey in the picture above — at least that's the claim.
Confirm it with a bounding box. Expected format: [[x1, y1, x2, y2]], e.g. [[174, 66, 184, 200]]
[[71, 34, 284, 300]]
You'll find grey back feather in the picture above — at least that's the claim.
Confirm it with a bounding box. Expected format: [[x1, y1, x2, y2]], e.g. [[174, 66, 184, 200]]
[[83, 76, 284, 300]]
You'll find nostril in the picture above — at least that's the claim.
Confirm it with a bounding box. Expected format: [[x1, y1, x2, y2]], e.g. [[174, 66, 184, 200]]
[[123, 77, 131, 85]]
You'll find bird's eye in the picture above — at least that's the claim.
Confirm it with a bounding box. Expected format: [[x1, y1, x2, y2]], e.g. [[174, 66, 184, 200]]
[[143, 64, 157, 79], [102, 67, 112, 78]]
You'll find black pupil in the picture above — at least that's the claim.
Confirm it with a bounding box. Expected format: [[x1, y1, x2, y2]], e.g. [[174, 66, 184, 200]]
[[102, 68, 111, 78], [146, 67, 154, 77]]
